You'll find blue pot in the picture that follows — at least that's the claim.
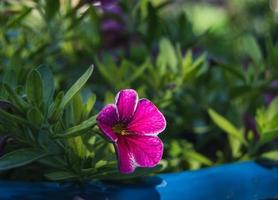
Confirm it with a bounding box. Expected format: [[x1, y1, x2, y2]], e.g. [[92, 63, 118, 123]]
[[0, 161, 277, 200]]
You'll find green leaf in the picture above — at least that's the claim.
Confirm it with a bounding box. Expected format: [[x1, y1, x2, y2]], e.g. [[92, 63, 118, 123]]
[[0, 108, 32, 127], [228, 135, 242, 158], [2, 69, 17, 87], [27, 107, 44, 126], [261, 150, 278, 161], [0, 149, 47, 171], [267, 96, 278, 120], [26, 69, 43, 106], [3, 84, 28, 112], [251, 129, 278, 155], [218, 64, 246, 83], [61, 65, 94, 109], [157, 38, 177, 74], [208, 108, 246, 145], [72, 93, 83, 123], [129, 59, 149, 83], [95, 160, 108, 168], [45, 171, 76, 181], [96, 58, 115, 86], [241, 35, 262, 65], [255, 97, 278, 133], [45, 0, 60, 19], [68, 135, 87, 158], [37, 131, 50, 148], [49, 91, 64, 122], [39, 156, 67, 169], [184, 54, 205, 80], [37, 65, 54, 104], [184, 151, 213, 166], [6, 7, 32, 28], [56, 115, 97, 138], [260, 129, 278, 146], [183, 50, 193, 69], [82, 93, 96, 119]]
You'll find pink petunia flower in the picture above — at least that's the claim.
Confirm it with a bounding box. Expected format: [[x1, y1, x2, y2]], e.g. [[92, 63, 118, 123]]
[[96, 89, 166, 174]]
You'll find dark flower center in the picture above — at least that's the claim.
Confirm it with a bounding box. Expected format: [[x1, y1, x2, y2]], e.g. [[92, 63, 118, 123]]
[[113, 123, 129, 136]]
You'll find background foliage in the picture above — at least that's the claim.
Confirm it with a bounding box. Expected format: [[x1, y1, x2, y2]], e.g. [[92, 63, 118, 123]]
[[0, 0, 277, 181]]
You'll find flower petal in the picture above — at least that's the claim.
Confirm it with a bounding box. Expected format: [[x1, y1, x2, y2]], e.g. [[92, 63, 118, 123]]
[[127, 99, 166, 136], [127, 135, 163, 168], [115, 135, 163, 173], [115, 136, 136, 173], [96, 104, 118, 142], [115, 89, 138, 123]]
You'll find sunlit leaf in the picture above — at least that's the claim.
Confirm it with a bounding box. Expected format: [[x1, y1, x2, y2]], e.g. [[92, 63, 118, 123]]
[[184, 151, 213, 166], [261, 150, 278, 161], [208, 108, 246, 145], [157, 38, 178, 74]]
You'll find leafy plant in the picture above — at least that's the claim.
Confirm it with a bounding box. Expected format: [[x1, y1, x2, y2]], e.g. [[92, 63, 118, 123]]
[[0, 65, 166, 181], [208, 100, 278, 162]]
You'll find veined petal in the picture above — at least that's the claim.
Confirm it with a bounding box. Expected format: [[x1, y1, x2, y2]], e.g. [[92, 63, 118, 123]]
[[96, 104, 118, 142], [115, 135, 163, 173], [126, 135, 163, 168], [115, 136, 136, 173], [115, 89, 138, 123], [127, 99, 166, 136]]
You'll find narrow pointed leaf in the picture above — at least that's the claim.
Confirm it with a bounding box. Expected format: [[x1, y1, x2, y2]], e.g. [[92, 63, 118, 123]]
[[56, 115, 97, 138], [4, 84, 28, 112], [61, 65, 94, 109], [26, 70, 43, 106], [184, 151, 213, 166], [129, 60, 149, 83], [82, 94, 96, 119], [45, 171, 76, 181], [208, 108, 246, 145], [0, 149, 47, 170], [49, 91, 64, 122], [261, 150, 278, 161], [37, 65, 54, 104], [0, 109, 33, 127]]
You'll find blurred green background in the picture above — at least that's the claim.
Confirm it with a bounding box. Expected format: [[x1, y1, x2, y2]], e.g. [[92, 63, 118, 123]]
[[0, 0, 277, 179]]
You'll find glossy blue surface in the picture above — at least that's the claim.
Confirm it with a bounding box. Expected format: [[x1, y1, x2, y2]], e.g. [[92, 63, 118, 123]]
[[0, 161, 277, 200]]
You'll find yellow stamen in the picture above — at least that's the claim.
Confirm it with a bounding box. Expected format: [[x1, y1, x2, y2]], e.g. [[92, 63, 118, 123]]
[[113, 123, 129, 136], [120, 130, 129, 135]]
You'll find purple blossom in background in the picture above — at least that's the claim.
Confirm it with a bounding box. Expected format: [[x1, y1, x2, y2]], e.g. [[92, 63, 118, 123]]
[[92, 0, 127, 48], [97, 89, 166, 174], [264, 80, 278, 105], [101, 1, 121, 13]]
